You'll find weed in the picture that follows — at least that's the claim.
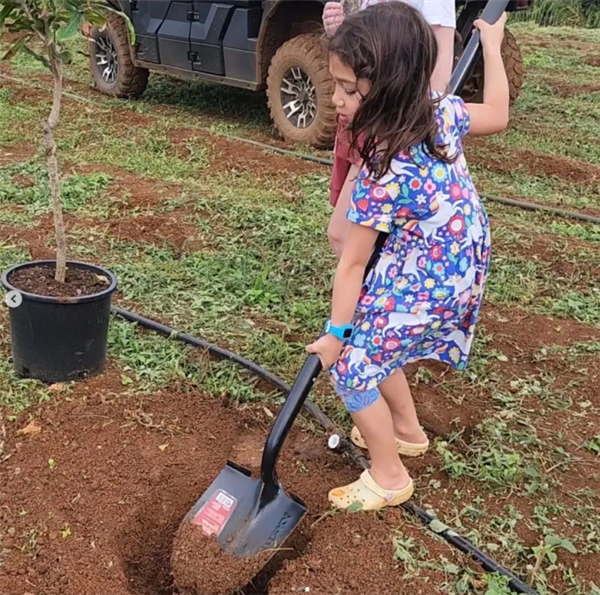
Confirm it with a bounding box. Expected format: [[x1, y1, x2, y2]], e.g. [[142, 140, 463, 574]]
[[585, 435, 600, 456], [393, 534, 431, 579]]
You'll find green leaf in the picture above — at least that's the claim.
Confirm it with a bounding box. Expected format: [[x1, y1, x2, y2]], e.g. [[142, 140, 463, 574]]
[[0, 33, 31, 61], [559, 539, 577, 554], [429, 518, 449, 533], [57, 11, 83, 41], [346, 501, 363, 513], [58, 49, 73, 64], [544, 534, 563, 547], [22, 45, 51, 70], [443, 561, 461, 574], [547, 551, 557, 564], [590, 582, 600, 595], [0, 2, 18, 30], [85, 12, 106, 27]]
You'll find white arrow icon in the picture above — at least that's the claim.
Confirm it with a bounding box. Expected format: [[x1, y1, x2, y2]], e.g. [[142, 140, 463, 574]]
[[5, 290, 23, 308]]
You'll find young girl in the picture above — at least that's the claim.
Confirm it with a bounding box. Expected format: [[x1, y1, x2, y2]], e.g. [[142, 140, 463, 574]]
[[308, 2, 509, 510], [323, 0, 457, 258]]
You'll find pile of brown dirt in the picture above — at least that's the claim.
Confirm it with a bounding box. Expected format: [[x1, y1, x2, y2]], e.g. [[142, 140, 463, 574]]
[[98, 213, 206, 253], [0, 370, 466, 595], [171, 523, 271, 595]]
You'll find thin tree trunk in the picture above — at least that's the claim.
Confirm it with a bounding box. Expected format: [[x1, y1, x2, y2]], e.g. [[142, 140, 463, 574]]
[[44, 45, 67, 283]]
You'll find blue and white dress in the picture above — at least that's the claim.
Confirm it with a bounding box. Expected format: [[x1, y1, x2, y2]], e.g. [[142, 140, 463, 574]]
[[331, 95, 491, 413]]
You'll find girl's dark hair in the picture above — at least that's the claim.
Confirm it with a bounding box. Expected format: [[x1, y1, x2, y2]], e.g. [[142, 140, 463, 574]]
[[328, 2, 455, 179]]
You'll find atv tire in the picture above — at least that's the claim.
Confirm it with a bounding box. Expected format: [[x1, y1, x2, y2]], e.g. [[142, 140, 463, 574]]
[[267, 33, 337, 148], [461, 28, 523, 104], [89, 13, 149, 98]]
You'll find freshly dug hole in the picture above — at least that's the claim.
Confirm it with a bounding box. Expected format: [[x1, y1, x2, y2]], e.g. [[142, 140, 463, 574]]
[[171, 522, 271, 595]]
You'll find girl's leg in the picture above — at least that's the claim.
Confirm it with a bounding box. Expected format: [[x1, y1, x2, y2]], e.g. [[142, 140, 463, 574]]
[[351, 395, 411, 490], [378, 369, 428, 444], [328, 164, 360, 259], [431, 25, 456, 93]]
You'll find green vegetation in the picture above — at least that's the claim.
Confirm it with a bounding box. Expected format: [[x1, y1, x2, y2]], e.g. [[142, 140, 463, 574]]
[[511, 0, 600, 28], [1, 22, 599, 595]]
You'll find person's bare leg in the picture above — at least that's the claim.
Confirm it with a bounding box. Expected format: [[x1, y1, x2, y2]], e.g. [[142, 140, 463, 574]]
[[431, 25, 455, 93], [351, 396, 411, 490], [327, 164, 360, 259], [378, 369, 428, 444]]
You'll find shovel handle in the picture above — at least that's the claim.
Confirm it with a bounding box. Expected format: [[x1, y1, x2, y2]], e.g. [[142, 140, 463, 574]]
[[449, 0, 510, 96], [260, 233, 389, 491], [260, 353, 323, 490]]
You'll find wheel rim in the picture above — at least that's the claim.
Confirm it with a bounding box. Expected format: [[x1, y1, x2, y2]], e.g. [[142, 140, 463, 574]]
[[280, 66, 317, 129], [95, 34, 118, 84]]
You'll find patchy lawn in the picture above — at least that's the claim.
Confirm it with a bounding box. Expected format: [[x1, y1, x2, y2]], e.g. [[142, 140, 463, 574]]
[[1, 23, 600, 595]]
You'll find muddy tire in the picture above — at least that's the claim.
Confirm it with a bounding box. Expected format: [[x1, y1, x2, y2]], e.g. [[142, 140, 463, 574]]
[[267, 33, 337, 148], [89, 14, 149, 98], [461, 28, 523, 104]]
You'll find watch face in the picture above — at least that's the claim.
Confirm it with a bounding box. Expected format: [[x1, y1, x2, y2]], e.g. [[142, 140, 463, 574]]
[[343, 327, 353, 339]]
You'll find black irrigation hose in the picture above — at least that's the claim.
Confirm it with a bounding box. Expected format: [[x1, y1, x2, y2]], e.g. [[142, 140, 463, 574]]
[[112, 305, 540, 595], [111, 306, 335, 432], [222, 133, 600, 226], [478, 194, 600, 225]]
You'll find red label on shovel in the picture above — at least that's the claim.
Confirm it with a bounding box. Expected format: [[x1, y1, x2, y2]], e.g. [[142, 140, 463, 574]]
[[192, 490, 238, 537]]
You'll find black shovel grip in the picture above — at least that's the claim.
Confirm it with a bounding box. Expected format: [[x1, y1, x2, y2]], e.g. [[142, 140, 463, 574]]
[[449, 0, 510, 96]]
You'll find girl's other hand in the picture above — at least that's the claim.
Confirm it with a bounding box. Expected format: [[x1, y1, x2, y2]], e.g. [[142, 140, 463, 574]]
[[307, 334, 344, 370], [323, 2, 345, 37], [474, 12, 507, 51]]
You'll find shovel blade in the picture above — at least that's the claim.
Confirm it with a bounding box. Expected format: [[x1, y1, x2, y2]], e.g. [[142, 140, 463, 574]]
[[184, 462, 307, 558]]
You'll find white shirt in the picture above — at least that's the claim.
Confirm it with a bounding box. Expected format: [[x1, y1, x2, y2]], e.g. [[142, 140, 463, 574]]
[[359, 0, 456, 28]]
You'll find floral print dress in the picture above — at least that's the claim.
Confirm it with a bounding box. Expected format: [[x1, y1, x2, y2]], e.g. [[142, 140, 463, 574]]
[[331, 95, 491, 413]]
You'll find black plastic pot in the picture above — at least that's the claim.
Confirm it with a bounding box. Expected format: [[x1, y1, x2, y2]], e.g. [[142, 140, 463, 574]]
[[1, 260, 117, 383]]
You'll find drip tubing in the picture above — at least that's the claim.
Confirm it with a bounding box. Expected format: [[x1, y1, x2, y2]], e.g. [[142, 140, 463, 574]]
[[2, 71, 598, 226], [218, 133, 600, 226], [112, 305, 540, 595]]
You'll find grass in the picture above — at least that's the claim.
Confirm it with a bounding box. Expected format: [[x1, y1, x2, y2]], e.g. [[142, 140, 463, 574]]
[[2, 22, 600, 595], [511, 0, 600, 29]]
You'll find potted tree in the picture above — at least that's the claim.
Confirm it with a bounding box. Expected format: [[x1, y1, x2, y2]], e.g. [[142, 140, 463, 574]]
[[0, 1, 131, 382]]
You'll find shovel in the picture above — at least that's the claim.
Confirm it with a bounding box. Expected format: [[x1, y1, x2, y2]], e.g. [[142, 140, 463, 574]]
[[183, 352, 321, 557], [182, 230, 388, 558], [181, 0, 509, 561]]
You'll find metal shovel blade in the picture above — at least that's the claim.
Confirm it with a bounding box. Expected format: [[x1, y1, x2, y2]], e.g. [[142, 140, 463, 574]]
[[183, 461, 307, 558]]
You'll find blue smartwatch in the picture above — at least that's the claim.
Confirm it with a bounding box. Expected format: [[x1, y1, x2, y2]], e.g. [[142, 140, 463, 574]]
[[325, 319, 354, 340]]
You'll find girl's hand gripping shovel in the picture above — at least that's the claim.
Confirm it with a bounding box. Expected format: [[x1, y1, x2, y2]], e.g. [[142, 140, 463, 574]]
[[180, 0, 510, 562]]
